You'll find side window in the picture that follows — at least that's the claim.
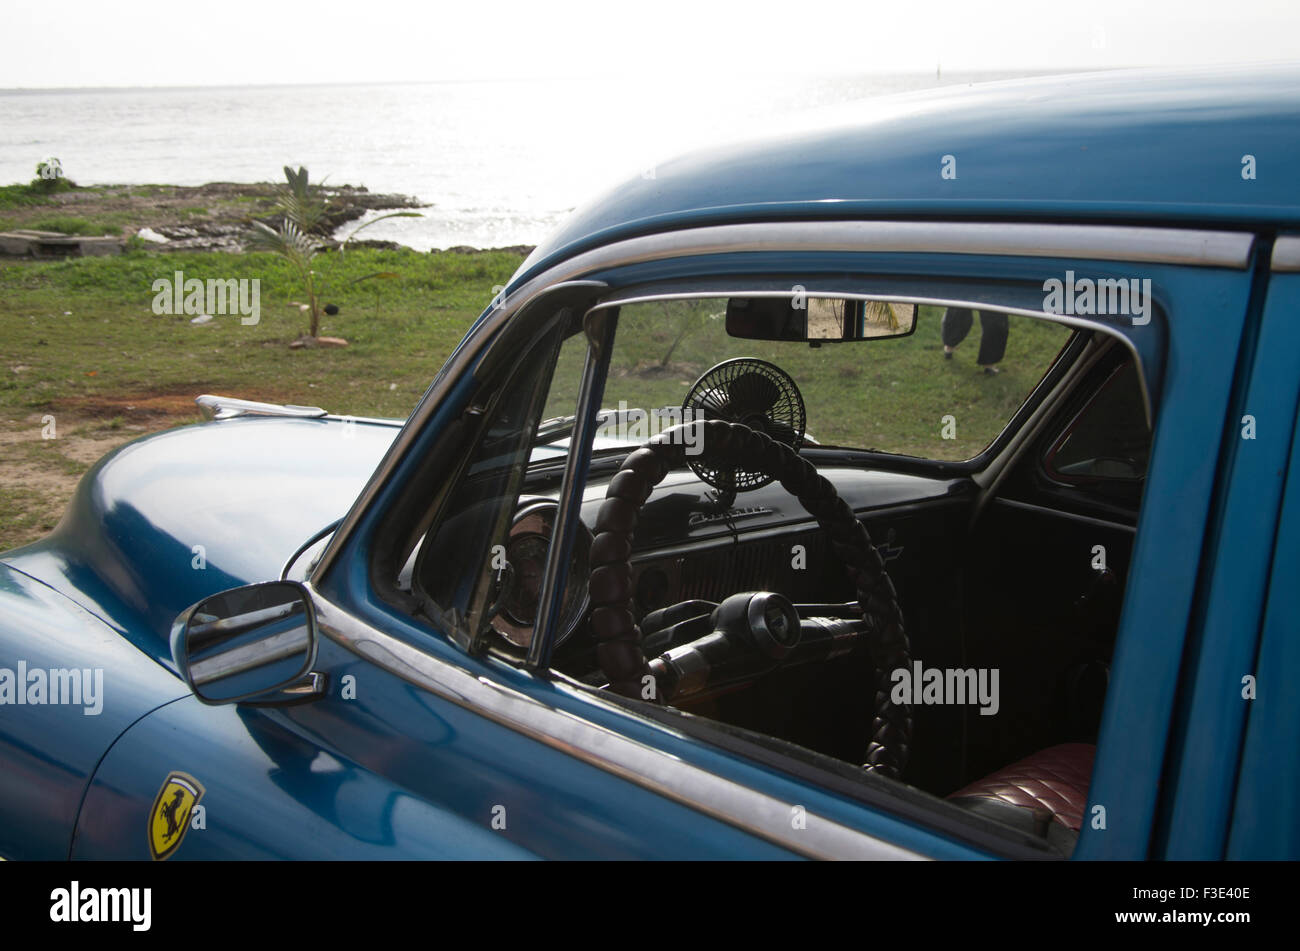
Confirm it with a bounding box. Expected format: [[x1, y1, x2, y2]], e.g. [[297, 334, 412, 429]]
[[583, 300, 1073, 462], [1043, 358, 1150, 484], [411, 317, 578, 650]]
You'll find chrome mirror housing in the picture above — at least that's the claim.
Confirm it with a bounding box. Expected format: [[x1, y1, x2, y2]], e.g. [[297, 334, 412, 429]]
[[171, 581, 323, 705]]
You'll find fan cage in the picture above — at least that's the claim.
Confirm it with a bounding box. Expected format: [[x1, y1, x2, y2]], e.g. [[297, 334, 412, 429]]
[[681, 358, 806, 491]]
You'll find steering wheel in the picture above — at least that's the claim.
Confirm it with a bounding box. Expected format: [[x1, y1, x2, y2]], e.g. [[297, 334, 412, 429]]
[[587, 418, 913, 779]]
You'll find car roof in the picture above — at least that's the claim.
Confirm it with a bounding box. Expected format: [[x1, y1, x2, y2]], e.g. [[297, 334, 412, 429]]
[[515, 64, 1300, 286]]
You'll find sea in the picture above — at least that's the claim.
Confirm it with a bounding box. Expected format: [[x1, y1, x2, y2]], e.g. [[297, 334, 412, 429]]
[[0, 72, 1047, 251]]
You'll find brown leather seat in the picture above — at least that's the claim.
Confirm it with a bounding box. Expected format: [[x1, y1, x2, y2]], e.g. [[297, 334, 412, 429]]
[[948, 743, 1095, 832]]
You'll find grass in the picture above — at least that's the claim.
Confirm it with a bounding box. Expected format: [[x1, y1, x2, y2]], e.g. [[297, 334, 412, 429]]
[[544, 299, 1072, 461], [0, 485, 62, 548], [25, 215, 124, 236], [0, 246, 525, 422], [10, 439, 92, 477], [0, 181, 84, 209]]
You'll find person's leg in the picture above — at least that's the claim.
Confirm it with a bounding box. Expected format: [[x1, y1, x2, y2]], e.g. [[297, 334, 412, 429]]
[[942, 307, 974, 357], [976, 311, 1009, 370]]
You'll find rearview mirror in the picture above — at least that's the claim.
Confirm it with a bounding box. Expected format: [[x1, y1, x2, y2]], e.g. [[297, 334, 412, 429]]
[[726, 296, 916, 341], [170, 581, 321, 705]]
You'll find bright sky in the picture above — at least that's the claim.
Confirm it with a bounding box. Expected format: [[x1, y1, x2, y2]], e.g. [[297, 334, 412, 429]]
[[4, 0, 1299, 88]]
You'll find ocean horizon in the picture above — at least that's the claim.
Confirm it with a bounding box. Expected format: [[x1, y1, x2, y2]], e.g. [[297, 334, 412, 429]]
[[2, 72, 1053, 250]]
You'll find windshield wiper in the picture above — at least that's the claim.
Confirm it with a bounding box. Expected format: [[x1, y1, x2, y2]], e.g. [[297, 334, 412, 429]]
[[536, 410, 609, 445]]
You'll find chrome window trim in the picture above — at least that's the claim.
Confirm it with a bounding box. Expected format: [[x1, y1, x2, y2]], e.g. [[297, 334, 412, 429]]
[[307, 586, 925, 860], [556, 221, 1255, 272], [1272, 235, 1300, 272], [312, 219, 1242, 585], [527, 311, 616, 670]]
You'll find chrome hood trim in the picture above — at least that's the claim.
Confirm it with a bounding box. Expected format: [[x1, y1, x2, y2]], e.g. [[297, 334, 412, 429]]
[[196, 394, 328, 421]]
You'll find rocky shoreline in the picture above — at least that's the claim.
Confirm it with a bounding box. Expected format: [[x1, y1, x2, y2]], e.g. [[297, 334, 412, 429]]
[[0, 181, 533, 256], [134, 181, 426, 252]]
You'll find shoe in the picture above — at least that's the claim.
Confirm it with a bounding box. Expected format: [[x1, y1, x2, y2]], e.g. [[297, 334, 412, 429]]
[[982, 366, 1000, 375], [944, 350, 953, 360]]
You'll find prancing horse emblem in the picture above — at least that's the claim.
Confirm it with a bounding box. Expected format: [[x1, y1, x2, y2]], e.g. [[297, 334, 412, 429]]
[[148, 771, 204, 860]]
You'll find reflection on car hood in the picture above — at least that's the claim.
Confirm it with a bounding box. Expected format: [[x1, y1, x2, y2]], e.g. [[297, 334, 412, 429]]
[[3, 416, 398, 664], [531, 434, 642, 460]]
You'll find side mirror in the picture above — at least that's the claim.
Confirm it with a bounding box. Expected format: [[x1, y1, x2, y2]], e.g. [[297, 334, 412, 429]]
[[170, 581, 323, 705]]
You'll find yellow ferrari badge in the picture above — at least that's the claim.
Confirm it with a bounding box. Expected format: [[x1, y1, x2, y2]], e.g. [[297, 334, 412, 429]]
[[148, 771, 204, 861]]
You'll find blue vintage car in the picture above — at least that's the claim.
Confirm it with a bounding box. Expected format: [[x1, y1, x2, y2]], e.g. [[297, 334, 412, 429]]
[[2, 64, 1297, 861]]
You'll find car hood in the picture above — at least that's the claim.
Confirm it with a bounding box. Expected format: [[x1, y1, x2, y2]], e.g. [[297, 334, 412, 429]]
[[3, 415, 398, 664]]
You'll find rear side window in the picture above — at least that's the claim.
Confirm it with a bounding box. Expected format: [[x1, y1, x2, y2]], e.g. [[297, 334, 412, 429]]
[[1044, 359, 1150, 483]]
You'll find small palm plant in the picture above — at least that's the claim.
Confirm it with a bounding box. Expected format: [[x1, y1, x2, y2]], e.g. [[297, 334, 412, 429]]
[[248, 166, 420, 342], [863, 299, 904, 333]]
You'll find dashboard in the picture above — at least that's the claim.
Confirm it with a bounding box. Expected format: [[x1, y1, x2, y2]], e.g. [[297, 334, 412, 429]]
[[485, 462, 974, 658]]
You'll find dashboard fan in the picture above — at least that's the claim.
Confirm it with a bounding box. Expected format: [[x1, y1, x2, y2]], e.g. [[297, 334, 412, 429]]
[[682, 358, 806, 492]]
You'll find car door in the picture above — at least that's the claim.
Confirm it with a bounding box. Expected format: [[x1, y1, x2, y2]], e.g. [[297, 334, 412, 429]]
[[517, 222, 1258, 861]]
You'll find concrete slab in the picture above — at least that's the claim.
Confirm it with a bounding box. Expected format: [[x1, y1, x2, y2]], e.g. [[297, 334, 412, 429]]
[[0, 230, 123, 257]]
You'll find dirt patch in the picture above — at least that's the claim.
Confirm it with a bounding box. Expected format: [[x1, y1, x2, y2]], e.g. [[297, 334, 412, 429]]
[[48, 384, 294, 423], [52, 392, 205, 423], [0, 425, 131, 549], [0, 384, 300, 551]]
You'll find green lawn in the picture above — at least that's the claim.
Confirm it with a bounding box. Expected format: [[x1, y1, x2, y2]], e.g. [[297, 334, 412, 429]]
[[547, 299, 1073, 461], [1, 248, 1071, 551], [0, 246, 525, 422]]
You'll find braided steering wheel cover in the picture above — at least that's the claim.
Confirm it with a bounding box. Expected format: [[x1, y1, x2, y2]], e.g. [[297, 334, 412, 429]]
[[587, 418, 912, 779]]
